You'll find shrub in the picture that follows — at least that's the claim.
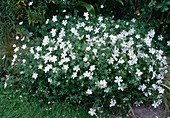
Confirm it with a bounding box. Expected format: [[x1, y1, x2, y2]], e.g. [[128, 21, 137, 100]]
[[9, 13, 168, 116]]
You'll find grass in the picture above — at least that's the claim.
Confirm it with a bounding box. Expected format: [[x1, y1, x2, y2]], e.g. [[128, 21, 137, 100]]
[[0, 83, 95, 118]]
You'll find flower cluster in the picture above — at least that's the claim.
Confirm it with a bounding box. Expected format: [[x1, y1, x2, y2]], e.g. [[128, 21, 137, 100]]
[[11, 13, 168, 116]]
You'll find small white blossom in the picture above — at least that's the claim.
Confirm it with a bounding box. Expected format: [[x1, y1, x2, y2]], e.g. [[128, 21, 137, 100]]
[[86, 89, 92, 95], [100, 5, 104, 8], [114, 76, 123, 86], [52, 15, 57, 22], [19, 21, 23, 25], [28, 1, 33, 6], [88, 108, 96, 116], [32, 72, 38, 79]]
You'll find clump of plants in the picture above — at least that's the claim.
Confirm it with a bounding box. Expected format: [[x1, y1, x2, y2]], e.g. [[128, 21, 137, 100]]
[[8, 13, 168, 116]]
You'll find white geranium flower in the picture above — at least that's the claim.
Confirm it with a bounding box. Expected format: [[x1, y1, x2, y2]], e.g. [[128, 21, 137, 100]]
[[50, 28, 56, 37], [100, 5, 104, 8], [62, 20, 67, 26], [86, 89, 92, 95], [98, 16, 103, 22], [63, 65, 69, 71], [32, 72, 38, 79], [136, 69, 143, 76], [73, 65, 80, 72], [42, 36, 50, 46], [19, 21, 23, 25], [21, 44, 26, 49], [88, 108, 96, 116], [28, 1, 33, 6], [46, 19, 49, 24], [110, 99, 116, 107], [115, 25, 119, 29], [52, 15, 57, 22], [4, 82, 7, 89], [167, 41, 170, 46], [114, 76, 123, 86], [21, 36, 25, 41], [152, 101, 159, 108], [89, 65, 95, 71], [38, 64, 43, 69], [99, 80, 107, 88], [48, 78, 52, 83], [135, 34, 140, 39], [139, 84, 146, 91], [16, 35, 19, 40]]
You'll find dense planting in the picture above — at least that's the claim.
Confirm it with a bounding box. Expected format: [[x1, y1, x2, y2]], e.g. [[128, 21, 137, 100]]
[[10, 13, 168, 116]]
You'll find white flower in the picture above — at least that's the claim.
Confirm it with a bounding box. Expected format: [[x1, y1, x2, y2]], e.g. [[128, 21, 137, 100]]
[[21, 44, 26, 49], [110, 99, 116, 107], [158, 35, 163, 41], [139, 84, 146, 91], [99, 80, 107, 88], [48, 78, 52, 83], [83, 57, 88, 62], [46, 19, 49, 24], [136, 69, 143, 76], [4, 82, 7, 89], [131, 18, 136, 23], [158, 86, 164, 94], [98, 16, 103, 22], [13, 44, 16, 47], [71, 72, 77, 79], [14, 47, 19, 52], [44, 65, 52, 73], [73, 65, 80, 72], [32, 72, 38, 79], [83, 12, 89, 18], [16, 35, 19, 40], [63, 65, 69, 71], [2, 55, 5, 60], [86, 89, 92, 95], [34, 53, 40, 59], [38, 64, 43, 69], [167, 41, 170, 46], [152, 101, 159, 108], [88, 108, 96, 116], [19, 21, 23, 25], [28, 1, 33, 6], [50, 28, 56, 37], [36, 46, 42, 52], [22, 59, 26, 63], [83, 71, 90, 78], [86, 46, 91, 51], [52, 15, 57, 22], [114, 76, 123, 86], [135, 34, 140, 39], [92, 49, 97, 55], [118, 58, 124, 64], [42, 36, 50, 46], [115, 25, 119, 29], [89, 65, 95, 71], [62, 20, 67, 26], [30, 47, 34, 54], [100, 5, 104, 8], [21, 36, 25, 41]]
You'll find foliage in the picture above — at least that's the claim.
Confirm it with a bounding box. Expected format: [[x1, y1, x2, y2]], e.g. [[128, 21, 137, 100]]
[[7, 13, 169, 116]]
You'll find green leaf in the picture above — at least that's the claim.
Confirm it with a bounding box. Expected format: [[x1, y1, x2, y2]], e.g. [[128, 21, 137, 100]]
[[166, 19, 170, 23], [155, 3, 163, 8], [161, 6, 169, 12], [161, 84, 170, 90], [76, 1, 95, 18], [166, 1, 170, 5], [115, 0, 124, 6]]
